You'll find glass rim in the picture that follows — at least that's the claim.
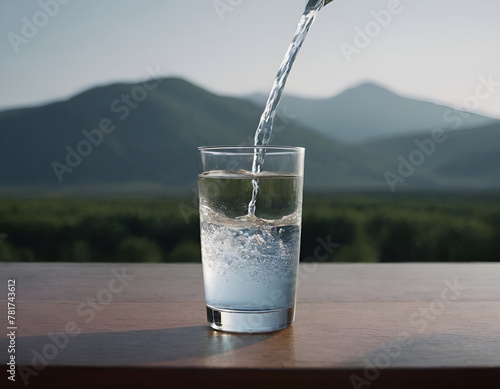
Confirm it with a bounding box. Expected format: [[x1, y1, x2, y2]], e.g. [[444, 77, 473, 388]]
[[198, 145, 305, 154]]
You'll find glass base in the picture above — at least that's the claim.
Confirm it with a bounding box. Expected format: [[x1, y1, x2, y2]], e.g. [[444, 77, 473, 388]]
[[206, 305, 295, 333]]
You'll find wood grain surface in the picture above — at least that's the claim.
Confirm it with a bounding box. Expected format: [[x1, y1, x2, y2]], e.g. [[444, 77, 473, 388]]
[[1, 263, 499, 388]]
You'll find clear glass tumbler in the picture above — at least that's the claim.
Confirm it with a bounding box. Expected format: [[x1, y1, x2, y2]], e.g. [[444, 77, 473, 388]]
[[198, 146, 305, 333]]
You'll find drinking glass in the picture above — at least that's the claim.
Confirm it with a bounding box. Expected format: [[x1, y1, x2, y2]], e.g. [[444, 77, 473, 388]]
[[198, 146, 305, 333]]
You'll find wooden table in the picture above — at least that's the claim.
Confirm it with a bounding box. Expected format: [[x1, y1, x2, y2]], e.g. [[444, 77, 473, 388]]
[[1, 263, 499, 388]]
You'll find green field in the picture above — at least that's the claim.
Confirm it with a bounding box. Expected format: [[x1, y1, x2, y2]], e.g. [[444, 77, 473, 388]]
[[0, 194, 499, 263]]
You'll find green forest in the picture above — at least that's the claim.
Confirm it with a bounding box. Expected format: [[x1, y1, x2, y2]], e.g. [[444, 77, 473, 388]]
[[0, 194, 499, 263]]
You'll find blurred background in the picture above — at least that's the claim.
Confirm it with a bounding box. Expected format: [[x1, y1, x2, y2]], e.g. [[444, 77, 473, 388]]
[[1, 0, 499, 263]]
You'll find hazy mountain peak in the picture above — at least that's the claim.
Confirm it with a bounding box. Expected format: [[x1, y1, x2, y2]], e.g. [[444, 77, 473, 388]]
[[340, 81, 395, 94], [246, 82, 497, 143]]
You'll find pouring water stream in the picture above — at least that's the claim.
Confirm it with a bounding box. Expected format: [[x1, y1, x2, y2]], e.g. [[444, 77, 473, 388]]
[[248, 0, 333, 216]]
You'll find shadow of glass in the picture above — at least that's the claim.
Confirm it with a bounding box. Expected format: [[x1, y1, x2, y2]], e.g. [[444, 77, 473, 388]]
[[1, 326, 274, 366]]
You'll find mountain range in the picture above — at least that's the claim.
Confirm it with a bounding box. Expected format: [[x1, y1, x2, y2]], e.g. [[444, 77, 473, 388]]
[[0, 77, 499, 195]]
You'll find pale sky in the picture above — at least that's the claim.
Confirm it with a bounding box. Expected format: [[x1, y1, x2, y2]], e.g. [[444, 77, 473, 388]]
[[1, 0, 500, 118]]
